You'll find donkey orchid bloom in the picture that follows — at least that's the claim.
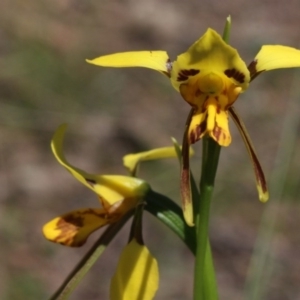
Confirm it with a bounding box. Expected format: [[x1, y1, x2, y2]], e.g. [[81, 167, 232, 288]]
[[42, 124, 149, 246], [87, 28, 300, 225]]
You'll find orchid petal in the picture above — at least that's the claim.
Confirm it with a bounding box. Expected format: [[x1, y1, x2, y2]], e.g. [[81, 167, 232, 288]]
[[51, 124, 149, 206], [86, 51, 170, 75], [123, 147, 177, 175], [229, 107, 269, 202], [43, 208, 112, 247], [181, 166, 194, 227], [188, 110, 207, 144], [254, 45, 300, 73], [110, 239, 159, 300], [180, 110, 195, 226], [123, 146, 194, 176], [207, 104, 231, 147], [187, 99, 231, 147]]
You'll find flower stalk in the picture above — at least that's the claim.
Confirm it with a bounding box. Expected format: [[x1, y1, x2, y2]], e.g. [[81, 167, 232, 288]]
[[193, 137, 221, 300]]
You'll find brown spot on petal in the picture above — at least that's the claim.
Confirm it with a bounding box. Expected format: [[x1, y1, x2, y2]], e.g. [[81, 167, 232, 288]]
[[247, 60, 264, 81], [177, 74, 189, 81], [86, 178, 96, 184], [224, 68, 245, 84], [229, 106, 268, 194], [181, 168, 190, 209], [190, 120, 207, 144], [180, 123, 192, 211], [247, 60, 257, 76], [86, 178, 96, 187], [177, 69, 200, 82], [53, 209, 110, 247], [54, 215, 84, 246], [162, 71, 171, 78], [213, 125, 222, 142], [163, 58, 172, 78], [181, 69, 200, 76]]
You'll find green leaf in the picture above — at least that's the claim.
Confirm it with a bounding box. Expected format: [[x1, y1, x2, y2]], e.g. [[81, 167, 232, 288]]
[[145, 189, 196, 254]]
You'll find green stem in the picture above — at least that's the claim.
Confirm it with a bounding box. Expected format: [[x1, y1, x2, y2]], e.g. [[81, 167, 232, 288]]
[[48, 211, 133, 300], [203, 242, 218, 299], [193, 137, 221, 300], [129, 201, 145, 244]]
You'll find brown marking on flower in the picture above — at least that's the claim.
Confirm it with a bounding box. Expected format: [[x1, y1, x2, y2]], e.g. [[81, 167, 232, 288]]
[[162, 71, 171, 77], [190, 120, 207, 144], [180, 123, 192, 212], [86, 178, 96, 188], [177, 74, 189, 81], [247, 60, 257, 76], [247, 60, 264, 81], [213, 125, 222, 142], [54, 214, 84, 246], [224, 68, 245, 83], [179, 110, 195, 225], [53, 209, 110, 247], [229, 106, 268, 194], [177, 69, 200, 82], [180, 168, 190, 209], [181, 69, 200, 76], [252, 151, 268, 194], [201, 106, 207, 113], [163, 58, 172, 78], [86, 178, 96, 184], [225, 103, 232, 110]]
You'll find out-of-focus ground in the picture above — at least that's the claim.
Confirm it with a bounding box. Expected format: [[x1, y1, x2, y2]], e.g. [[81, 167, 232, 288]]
[[1, 1, 300, 299]]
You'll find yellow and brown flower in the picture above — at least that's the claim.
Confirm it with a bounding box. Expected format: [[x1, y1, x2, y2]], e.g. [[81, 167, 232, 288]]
[[86, 27, 300, 225], [43, 124, 149, 246]]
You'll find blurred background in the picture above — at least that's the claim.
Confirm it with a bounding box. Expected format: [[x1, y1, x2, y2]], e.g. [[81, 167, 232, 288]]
[[1, 0, 300, 299]]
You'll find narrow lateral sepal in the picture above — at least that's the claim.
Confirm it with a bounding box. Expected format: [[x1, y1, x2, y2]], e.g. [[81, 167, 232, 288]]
[[229, 107, 269, 202]]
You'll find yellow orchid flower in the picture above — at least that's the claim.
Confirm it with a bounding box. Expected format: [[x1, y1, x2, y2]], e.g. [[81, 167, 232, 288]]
[[87, 27, 300, 225], [87, 29, 300, 147], [42, 124, 149, 247], [110, 238, 159, 300]]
